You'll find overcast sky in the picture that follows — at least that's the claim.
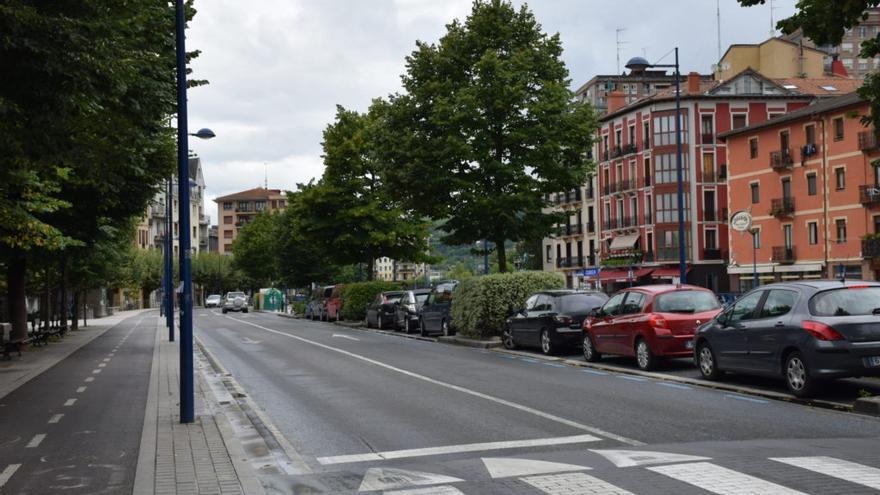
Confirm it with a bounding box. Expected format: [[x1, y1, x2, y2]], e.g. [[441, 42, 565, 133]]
[[187, 0, 797, 221]]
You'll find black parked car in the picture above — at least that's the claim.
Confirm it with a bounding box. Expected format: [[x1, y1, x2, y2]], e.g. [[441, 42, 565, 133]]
[[365, 291, 405, 330], [419, 282, 458, 337], [503, 290, 609, 355], [694, 280, 880, 397], [395, 289, 432, 334]]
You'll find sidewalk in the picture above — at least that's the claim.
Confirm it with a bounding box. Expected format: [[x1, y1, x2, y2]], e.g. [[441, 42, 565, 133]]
[[134, 318, 264, 495]]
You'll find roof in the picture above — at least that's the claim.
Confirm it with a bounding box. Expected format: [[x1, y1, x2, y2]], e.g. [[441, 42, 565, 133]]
[[718, 91, 863, 139], [772, 77, 862, 96], [718, 37, 829, 64], [214, 187, 284, 202]]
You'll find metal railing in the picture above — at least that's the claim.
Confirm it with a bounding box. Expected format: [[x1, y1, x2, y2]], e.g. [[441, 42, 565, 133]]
[[863, 238, 880, 258], [860, 185, 880, 206], [770, 148, 794, 171], [772, 246, 796, 264], [770, 197, 795, 218], [859, 130, 878, 151], [704, 248, 723, 260]]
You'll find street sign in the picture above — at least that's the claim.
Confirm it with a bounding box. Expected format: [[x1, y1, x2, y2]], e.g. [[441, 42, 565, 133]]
[[580, 268, 599, 277], [730, 210, 753, 232], [627, 269, 634, 280]]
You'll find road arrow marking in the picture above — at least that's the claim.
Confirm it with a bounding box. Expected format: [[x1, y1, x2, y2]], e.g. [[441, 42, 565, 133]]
[[482, 457, 590, 479], [333, 334, 360, 341], [590, 449, 711, 468], [358, 468, 463, 492]]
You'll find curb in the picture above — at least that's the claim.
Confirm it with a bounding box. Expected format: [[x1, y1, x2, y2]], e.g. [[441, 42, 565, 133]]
[[437, 336, 502, 349], [854, 395, 880, 415]]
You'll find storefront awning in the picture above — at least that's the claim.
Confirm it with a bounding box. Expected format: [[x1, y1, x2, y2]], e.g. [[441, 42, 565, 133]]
[[652, 266, 692, 278], [726, 263, 824, 275], [599, 268, 653, 282], [608, 233, 640, 250]]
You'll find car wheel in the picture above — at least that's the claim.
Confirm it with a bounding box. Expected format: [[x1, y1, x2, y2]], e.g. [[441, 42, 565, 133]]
[[541, 329, 554, 356], [502, 327, 516, 350], [419, 319, 428, 337], [697, 342, 722, 380], [222, 308, 227, 314], [785, 351, 817, 397], [635, 338, 655, 371], [243, 308, 248, 313], [441, 320, 451, 337], [583, 333, 601, 362]]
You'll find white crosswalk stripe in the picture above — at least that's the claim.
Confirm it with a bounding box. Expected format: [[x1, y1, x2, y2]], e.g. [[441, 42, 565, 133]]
[[647, 462, 808, 495], [0, 464, 21, 490], [384, 486, 465, 495], [770, 456, 880, 490], [521, 472, 636, 495]]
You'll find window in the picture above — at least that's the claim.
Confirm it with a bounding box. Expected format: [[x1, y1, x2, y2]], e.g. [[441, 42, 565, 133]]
[[255, 200, 267, 211], [805, 124, 816, 145], [750, 182, 760, 204], [628, 124, 636, 145], [655, 153, 689, 184], [656, 193, 690, 223], [780, 130, 790, 151], [759, 290, 797, 319], [836, 219, 847, 243], [616, 129, 622, 146], [602, 292, 628, 316], [645, 194, 653, 223], [655, 291, 720, 313], [701, 115, 714, 141], [749, 137, 758, 159], [703, 152, 715, 181], [643, 121, 650, 147], [223, 215, 233, 224], [807, 173, 817, 196], [223, 230, 233, 239], [732, 114, 747, 130], [238, 201, 252, 212], [603, 135, 609, 155], [834, 117, 844, 140], [224, 243, 232, 252], [727, 290, 764, 323], [545, 244, 551, 263], [808, 221, 818, 245], [783, 224, 793, 249], [622, 292, 646, 314], [653, 114, 689, 146], [223, 202, 233, 211], [705, 229, 718, 250], [835, 167, 845, 190]]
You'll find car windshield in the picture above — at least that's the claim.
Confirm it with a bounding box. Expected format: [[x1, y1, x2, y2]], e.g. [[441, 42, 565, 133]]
[[227, 292, 245, 299], [810, 287, 880, 316], [208, 295, 220, 300], [654, 291, 720, 313], [385, 294, 403, 303], [559, 294, 608, 314]]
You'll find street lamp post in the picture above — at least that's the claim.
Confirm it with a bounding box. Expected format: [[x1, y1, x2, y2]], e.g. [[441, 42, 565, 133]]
[[165, 177, 174, 341], [626, 48, 687, 284]]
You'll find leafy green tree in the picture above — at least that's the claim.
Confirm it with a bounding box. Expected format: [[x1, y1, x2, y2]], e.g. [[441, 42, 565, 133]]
[[275, 190, 341, 288], [446, 262, 475, 281], [739, 0, 880, 126], [231, 212, 281, 288], [379, 0, 596, 272], [192, 252, 241, 295]]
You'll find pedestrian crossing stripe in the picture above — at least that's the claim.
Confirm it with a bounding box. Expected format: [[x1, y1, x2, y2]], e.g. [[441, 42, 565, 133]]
[[359, 468, 463, 492], [522, 472, 636, 495], [590, 449, 711, 468], [770, 456, 880, 490], [482, 457, 590, 479], [647, 461, 808, 495]]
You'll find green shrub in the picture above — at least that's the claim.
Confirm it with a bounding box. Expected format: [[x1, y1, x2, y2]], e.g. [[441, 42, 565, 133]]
[[451, 271, 565, 339], [340, 281, 404, 321], [292, 300, 307, 315]]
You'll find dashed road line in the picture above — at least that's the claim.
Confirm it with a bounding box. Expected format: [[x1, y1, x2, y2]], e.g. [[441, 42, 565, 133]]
[[92, 369, 102, 374], [0, 464, 21, 489], [103, 358, 111, 362], [76, 386, 87, 393], [84, 377, 95, 383], [582, 369, 609, 376], [63, 398, 77, 407], [25, 434, 46, 448], [98, 363, 106, 368], [48, 414, 63, 424]]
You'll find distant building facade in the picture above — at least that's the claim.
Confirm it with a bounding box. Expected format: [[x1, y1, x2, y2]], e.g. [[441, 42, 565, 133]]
[[214, 188, 287, 255], [783, 8, 880, 79], [714, 38, 827, 81], [374, 257, 427, 282]]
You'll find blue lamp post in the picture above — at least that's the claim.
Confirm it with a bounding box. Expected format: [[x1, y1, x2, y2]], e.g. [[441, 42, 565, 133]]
[[626, 48, 688, 284]]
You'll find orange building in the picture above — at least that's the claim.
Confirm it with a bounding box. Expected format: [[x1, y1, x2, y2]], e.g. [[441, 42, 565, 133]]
[[721, 92, 879, 291], [214, 187, 287, 255]]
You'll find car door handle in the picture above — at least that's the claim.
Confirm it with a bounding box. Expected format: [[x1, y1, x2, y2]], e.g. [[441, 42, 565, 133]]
[[774, 321, 785, 328]]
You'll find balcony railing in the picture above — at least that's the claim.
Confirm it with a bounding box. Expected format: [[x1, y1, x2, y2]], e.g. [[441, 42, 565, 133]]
[[621, 143, 638, 156], [602, 150, 609, 162], [643, 138, 651, 150], [585, 221, 596, 234], [611, 146, 623, 159], [772, 246, 796, 264], [555, 190, 582, 204], [701, 133, 715, 145], [703, 248, 723, 260], [860, 185, 880, 206], [703, 209, 728, 222], [770, 149, 794, 171], [770, 197, 795, 218], [859, 130, 879, 152], [557, 223, 583, 236], [556, 256, 586, 268], [656, 247, 689, 261], [863, 238, 880, 258]]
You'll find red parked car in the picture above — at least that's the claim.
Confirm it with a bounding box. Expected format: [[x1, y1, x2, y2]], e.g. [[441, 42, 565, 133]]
[[325, 285, 344, 321], [582, 285, 722, 370]]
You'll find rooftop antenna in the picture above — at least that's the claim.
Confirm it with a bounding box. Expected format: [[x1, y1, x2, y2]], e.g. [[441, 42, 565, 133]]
[[716, 0, 722, 61], [263, 162, 268, 189], [616, 27, 627, 74], [769, 0, 779, 38]]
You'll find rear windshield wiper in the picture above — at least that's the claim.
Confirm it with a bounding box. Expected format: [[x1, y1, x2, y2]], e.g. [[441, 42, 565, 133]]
[[872, 307, 880, 316]]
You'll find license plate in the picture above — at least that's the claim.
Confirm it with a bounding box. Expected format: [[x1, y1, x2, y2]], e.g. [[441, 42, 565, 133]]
[[865, 356, 880, 368], [685, 340, 694, 350]]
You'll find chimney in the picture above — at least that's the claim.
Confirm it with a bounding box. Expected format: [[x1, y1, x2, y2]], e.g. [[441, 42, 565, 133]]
[[830, 55, 849, 78], [687, 72, 701, 94], [607, 90, 626, 113]]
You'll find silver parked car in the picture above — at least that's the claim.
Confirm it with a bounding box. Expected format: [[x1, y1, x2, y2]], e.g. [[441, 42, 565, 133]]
[[222, 291, 249, 314], [205, 294, 222, 308]]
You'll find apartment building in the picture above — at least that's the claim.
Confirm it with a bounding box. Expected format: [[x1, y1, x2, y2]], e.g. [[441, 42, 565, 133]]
[[214, 187, 287, 255], [592, 70, 859, 293], [783, 8, 880, 79], [722, 92, 878, 290], [374, 257, 427, 282]]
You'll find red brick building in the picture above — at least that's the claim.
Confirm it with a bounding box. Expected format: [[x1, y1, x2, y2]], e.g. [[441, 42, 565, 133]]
[[721, 92, 878, 290], [595, 69, 859, 292]]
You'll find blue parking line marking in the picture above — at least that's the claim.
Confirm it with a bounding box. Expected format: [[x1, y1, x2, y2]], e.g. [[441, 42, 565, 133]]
[[617, 375, 648, 382], [658, 382, 692, 390], [724, 393, 768, 404], [498, 354, 517, 359], [581, 369, 609, 376], [543, 362, 567, 368], [521, 358, 540, 364]]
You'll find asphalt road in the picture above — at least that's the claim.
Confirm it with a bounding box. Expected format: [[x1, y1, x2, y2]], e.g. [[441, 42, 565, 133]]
[[0, 313, 155, 495], [195, 310, 880, 495]]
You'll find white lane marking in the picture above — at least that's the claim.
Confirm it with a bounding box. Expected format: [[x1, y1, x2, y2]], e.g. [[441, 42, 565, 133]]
[[542, 363, 566, 368], [359, 468, 463, 491], [228, 316, 643, 446], [63, 399, 77, 407], [84, 377, 95, 383], [522, 472, 636, 495], [616, 375, 647, 382], [582, 369, 609, 376], [332, 334, 360, 341], [26, 434, 46, 448], [103, 358, 111, 362], [723, 393, 768, 404], [92, 369, 102, 374], [48, 414, 63, 424], [482, 457, 590, 479], [591, 449, 711, 468], [657, 382, 692, 390], [647, 462, 807, 495], [384, 486, 464, 495], [319, 435, 600, 465], [98, 363, 106, 368], [0, 464, 22, 489], [770, 456, 880, 490], [76, 386, 87, 393]]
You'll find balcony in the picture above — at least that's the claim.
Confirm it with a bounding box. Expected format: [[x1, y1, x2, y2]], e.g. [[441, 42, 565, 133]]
[[621, 143, 638, 156], [557, 223, 583, 237], [859, 130, 878, 152], [770, 149, 794, 171], [701, 133, 715, 145], [770, 197, 795, 218], [703, 248, 723, 260], [772, 246, 796, 264], [703, 208, 728, 222], [656, 247, 689, 261], [863, 238, 880, 258], [620, 178, 637, 191], [585, 221, 596, 234], [556, 256, 585, 268], [860, 185, 880, 207], [610, 146, 623, 159]]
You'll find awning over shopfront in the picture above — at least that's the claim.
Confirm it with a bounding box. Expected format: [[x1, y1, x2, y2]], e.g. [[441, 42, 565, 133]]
[[608, 233, 640, 250], [599, 268, 653, 282], [726, 263, 824, 275], [652, 266, 692, 278]]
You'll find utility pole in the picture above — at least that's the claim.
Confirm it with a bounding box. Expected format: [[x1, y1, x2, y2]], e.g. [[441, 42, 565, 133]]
[[769, 0, 778, 38], [716, 0, 722, 61]]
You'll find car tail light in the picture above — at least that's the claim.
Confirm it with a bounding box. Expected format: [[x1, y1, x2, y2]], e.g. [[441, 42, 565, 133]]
[[802, 320, 845, 341], [554, 314, 573, 325], [648, 314, 667, 329], [848, 285, 871, 289]]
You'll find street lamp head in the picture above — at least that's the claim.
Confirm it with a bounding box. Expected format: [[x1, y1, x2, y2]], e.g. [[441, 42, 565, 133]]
[[625, 56, 651, 73], [191, 128, 216, 140]]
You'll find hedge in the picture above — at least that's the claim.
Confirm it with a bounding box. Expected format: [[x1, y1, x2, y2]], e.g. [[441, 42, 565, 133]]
[[340, 281, 404, 321], [451, 271, 565, 339]]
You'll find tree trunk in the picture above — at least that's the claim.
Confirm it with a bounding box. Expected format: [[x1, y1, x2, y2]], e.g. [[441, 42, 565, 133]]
[[82, 291, 88, 327], [59, 256, 68, 332], [495, 236, 507, 273], [72, 290, 80, 330], [7, 252, 28, 341], [41, 268, 50, 331]]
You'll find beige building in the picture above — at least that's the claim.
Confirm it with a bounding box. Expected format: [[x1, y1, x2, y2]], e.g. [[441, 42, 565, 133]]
[[783, 8, 880, 79], [374, 257, 427, 282], [214, 187, 287, 255], [541, 177, 600, 289], [714, 38, 826, 81]]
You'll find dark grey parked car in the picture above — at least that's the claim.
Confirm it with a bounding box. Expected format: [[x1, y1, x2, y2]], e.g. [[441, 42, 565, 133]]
[[395, 289, 432, 334], [419, 282, 458, 337], [365, 291, 405, 329], [694, 280, 880, 397], [503, 290, 609, 355]]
